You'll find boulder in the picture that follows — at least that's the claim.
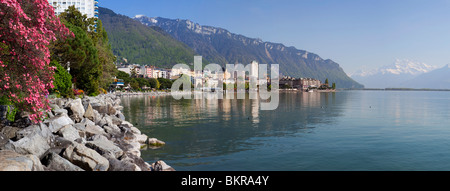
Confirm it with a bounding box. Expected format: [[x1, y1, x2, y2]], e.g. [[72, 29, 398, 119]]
[[85, 135, 123, 159], [102, 125, 122, 138], [57, 125, 81, 141], [0, 126, 21, 139], [15, 123, 52, 141], [83, 103, 95, 121], [0, 150, 44, 171], [135, 134, 148, 144], [85, 124, 107, 138], [92, 105, 108, 115], [67, 98, 85, 122], [152, 160, 175, 171], [116, 112, 126, 121], [44, 113, 74, 133], [62, 142, 109, 171], [0, 133, 8, 148], [123, 153, 151, 171], [41, 152, 84, 171], [52, 109, 68, 116], [106, 156, 141, 171], [4, 131, 51, 158], [107, 103, 117, 116], [148, 138, 165, 146]]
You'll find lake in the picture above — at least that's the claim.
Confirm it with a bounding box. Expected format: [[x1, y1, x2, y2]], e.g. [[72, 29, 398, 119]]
[[120, 90, 450, 171]]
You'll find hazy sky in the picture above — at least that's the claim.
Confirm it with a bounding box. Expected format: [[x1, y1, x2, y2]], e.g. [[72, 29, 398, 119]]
[[100, 0, 450, 74]]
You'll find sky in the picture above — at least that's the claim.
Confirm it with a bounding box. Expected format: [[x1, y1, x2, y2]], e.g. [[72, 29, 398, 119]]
[[100, 0, 450, 75]]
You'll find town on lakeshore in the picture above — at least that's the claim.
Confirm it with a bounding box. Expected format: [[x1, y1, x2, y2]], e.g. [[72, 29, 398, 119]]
[[113, 60, 336, 93]]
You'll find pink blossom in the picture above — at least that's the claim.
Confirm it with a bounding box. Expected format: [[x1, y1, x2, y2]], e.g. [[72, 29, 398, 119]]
[[0, 0, 72, 124]]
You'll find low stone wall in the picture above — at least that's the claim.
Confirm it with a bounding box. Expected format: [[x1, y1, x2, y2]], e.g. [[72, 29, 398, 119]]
[[0, 94, 173, 171]]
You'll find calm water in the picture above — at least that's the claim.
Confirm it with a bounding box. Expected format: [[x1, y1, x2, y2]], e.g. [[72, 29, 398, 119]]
[[121, 91, 450, 171]]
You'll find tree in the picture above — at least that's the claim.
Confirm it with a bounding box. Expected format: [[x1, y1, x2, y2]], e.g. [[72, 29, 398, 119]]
[[95, 20, 117, 89], [50, 60, 73, 98], [158, 78, 173, 90], [53, 22, 101, 96], [332, 83, 336, 90], [325, 78, 329, 85], [51, 6, 103, 96], [147, 78, 159, 90], [0, 0, 72, 123]]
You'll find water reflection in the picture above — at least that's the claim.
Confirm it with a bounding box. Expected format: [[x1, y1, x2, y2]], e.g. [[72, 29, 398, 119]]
[[120, 92, 348, 169]]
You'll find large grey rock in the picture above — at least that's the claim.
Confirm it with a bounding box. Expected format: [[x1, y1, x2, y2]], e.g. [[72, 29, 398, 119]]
[[44, 113, 74, 133], [86, 138, 123, 158], [116, 112, 125, 121], [0, 133, 9, 148], [79, 118, 95, 128], [62, 142, 109, 171], [67, 98, 85, 122], [52, 108, 68, 116], [106, 156, 141, 171], [148, 138, 165, 146], [0, 126, 21, 139], [57, 125, 80, 141], [0, 150, 44, 171], [86, 135, 123, 159], [83, 103, 95, 121], [92, 105, 108, 115], [107, 103, 117, 115], [151, 160, 175, 171], [102, 125, 122, 138], [42, 152, 84, 171], [85, 124, 107, 138], [15, 123, 52, 140], [4, 131, 51, 158], [135, 134, 148, 144]]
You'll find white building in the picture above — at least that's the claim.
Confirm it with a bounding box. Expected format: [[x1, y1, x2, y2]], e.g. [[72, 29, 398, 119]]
[[48, 0, 99, 18]]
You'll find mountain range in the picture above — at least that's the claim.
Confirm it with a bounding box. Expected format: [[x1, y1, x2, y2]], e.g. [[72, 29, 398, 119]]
[[98, 7, 198, 67], [99, 7, 363, 88], [351, 59, 450, 89]]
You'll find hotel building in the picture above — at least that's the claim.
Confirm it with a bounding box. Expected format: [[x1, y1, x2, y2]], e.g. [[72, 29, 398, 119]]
[[48, 0, 99, 18]]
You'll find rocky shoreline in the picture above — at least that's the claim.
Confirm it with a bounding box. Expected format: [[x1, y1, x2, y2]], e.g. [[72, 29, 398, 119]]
[[0, 93, 173, 171]]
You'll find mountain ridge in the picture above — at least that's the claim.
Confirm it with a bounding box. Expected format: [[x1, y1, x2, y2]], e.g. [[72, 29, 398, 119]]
[[134, 15, 363, 88], [351, 59, 440, 88], [98, 7, 199, 68]]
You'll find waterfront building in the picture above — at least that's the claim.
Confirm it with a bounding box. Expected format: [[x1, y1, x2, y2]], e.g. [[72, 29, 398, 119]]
[[280, 76, 322, 90], [48, 0, 99, 18], [140, 65, 154, 78]]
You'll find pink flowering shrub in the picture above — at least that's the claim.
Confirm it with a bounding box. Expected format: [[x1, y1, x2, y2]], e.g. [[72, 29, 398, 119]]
[[0, 0, 73, 123]]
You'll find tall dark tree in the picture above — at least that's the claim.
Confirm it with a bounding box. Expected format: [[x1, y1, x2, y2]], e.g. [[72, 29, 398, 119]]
[[51, 6, 116, 95]]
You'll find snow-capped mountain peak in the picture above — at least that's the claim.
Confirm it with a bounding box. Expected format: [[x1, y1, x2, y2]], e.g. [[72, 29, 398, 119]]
[[351, 59, 439, 88], [352, 59, 437, 77], [134, 14, 146, 19], [379, 59, 437, 75]]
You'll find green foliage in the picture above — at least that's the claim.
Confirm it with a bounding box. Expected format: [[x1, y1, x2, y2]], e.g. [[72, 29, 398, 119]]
[[129, 79, 140, 90], [94, 20, 117, 89], [157, 78, 173, 90], [0, 96, 18, 122], [325, 78, 329, 85], [50, 60, 73, 98], [51, 6, 116, 95], [63, 22, 101, 96], [148, 78, 160, 89], [117, 71, 131, 85], [332, 83, 336, 89], [98, 7, 202, 68]]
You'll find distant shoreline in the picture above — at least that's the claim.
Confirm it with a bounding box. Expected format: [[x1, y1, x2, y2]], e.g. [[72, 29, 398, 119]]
[[341, 88, 450, 92]]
